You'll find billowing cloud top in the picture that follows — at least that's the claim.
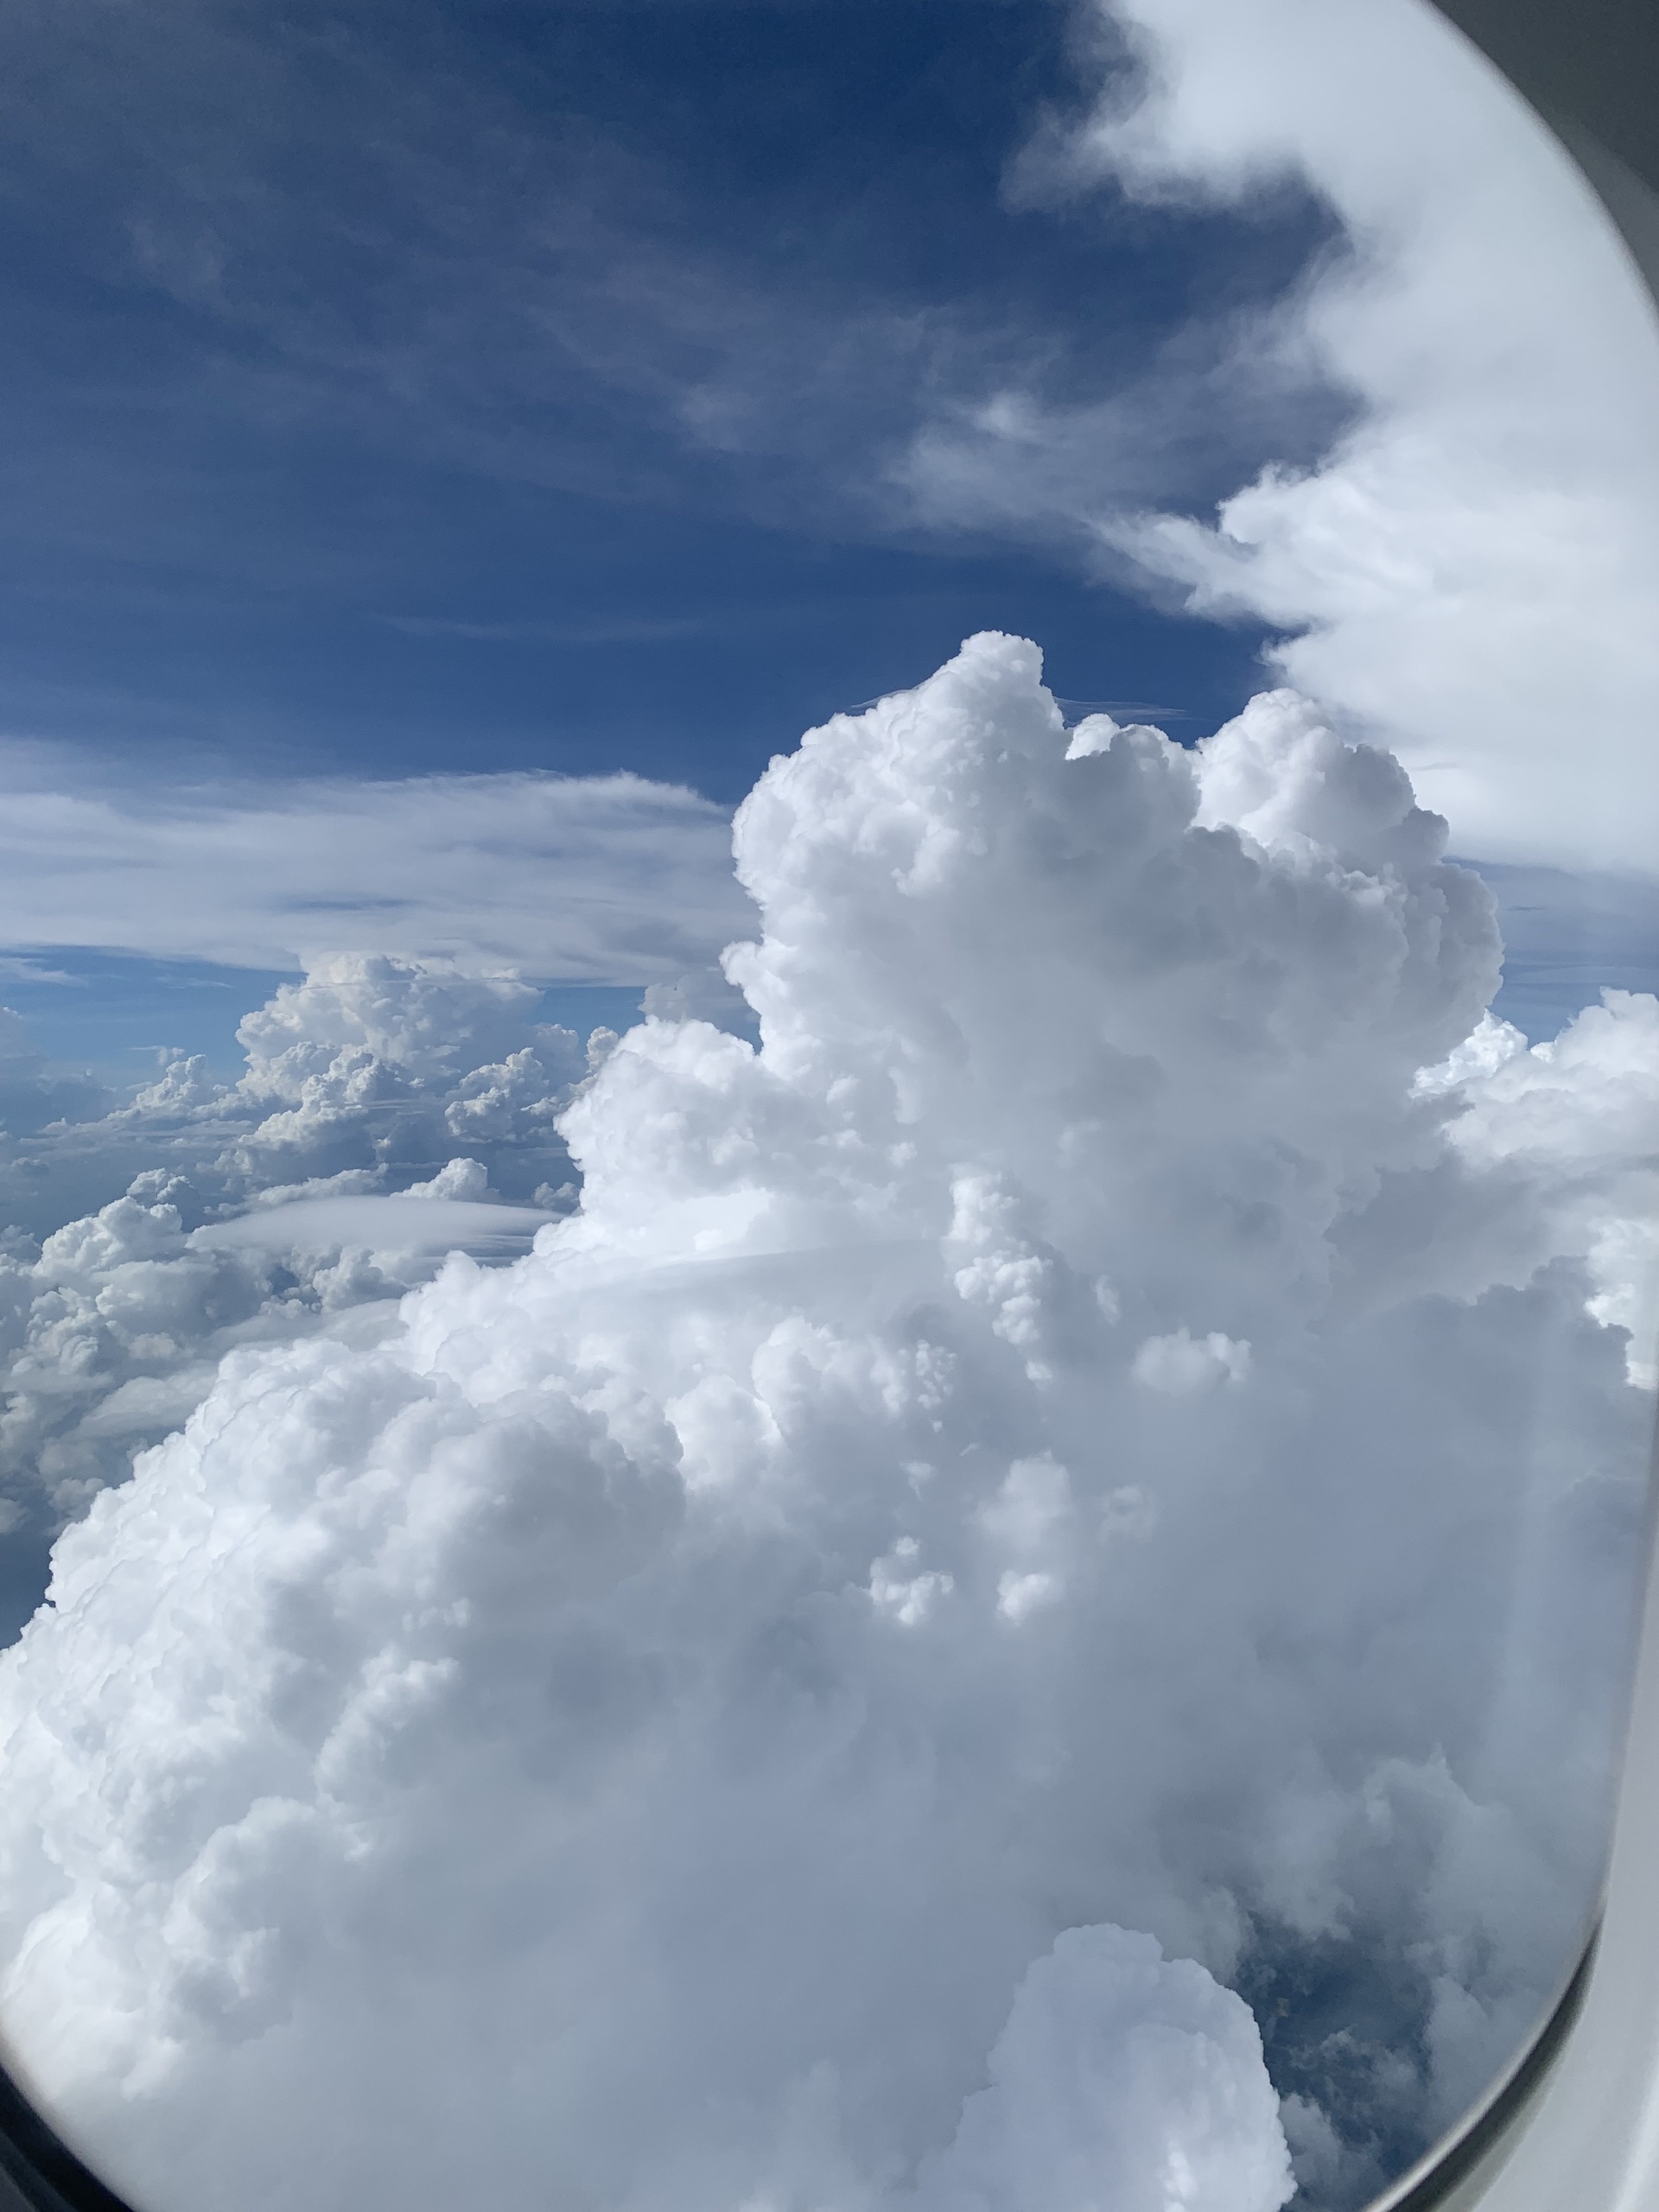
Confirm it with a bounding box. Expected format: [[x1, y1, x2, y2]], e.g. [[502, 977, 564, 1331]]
[[0, 638, 1654, 2211]]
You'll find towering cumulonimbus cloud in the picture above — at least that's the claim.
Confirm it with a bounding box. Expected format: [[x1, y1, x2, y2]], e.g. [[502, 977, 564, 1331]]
[[136, 949, 597, 1197], [0, 636, 1652, 2212]]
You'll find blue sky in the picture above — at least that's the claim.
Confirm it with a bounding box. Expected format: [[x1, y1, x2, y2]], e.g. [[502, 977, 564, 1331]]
[[3, 0, 1342, 802], [5, 0, 1658, 1091]]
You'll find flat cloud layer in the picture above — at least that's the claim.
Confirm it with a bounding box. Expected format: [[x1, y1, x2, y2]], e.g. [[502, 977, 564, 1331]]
[[0, 754, 750, 977], [0, 638, 1655, 2211]]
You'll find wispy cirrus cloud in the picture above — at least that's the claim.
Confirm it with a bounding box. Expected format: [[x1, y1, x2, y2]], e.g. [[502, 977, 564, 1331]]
[[1, 0, 1343, 592]]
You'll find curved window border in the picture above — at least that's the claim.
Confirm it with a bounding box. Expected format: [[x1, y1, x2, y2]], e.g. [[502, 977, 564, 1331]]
[[1362, 4, 1659, 2203], [0, 2055, 137, 2212]]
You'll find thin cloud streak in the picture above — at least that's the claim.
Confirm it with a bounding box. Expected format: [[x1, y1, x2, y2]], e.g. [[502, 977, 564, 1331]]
[[0, 750, 751, 981]]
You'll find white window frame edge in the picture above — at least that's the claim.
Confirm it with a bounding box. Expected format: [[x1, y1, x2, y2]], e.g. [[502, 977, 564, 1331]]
[[1375, 13, 1659, 2197]]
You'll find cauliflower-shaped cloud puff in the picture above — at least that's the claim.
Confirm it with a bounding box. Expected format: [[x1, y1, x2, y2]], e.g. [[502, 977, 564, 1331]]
[[0, 636, 1651, 2212]]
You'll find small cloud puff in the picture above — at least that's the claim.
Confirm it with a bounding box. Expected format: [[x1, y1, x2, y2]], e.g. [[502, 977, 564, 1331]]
[[1133, 1329, 1252, 1395], [869, 1536, 954, 1628], [910, 1925, 1293, 2212], [1414, 995, 1659, 1382]]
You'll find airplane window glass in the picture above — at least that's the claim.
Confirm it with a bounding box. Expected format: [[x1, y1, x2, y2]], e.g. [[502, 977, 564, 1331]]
[[0, 3, 1654, 2209]]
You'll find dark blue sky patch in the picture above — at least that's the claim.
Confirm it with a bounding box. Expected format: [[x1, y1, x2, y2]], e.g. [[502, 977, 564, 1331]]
[[1, 0, 1349, 797]]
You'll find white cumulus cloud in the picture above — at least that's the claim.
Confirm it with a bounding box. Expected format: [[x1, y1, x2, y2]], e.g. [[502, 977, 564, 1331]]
[[910, 1924, 1293, 2212], [0, 638, 1653, 2211]]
